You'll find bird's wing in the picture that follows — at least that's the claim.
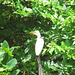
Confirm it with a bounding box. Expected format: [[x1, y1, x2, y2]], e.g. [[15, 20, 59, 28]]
[[35, 38, 44, 56]]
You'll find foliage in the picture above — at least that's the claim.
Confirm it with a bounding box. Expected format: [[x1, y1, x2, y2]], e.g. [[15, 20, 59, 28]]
[[0, 40, 19, 75], [42, 40, 75, 74], [0, 0, 75, 75]]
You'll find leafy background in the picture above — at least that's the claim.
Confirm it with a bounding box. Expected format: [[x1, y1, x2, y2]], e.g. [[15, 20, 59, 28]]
[[0, 0, 75, 75]]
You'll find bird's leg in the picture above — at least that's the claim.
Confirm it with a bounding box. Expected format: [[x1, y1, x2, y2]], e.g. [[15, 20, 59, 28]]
[[37, 56, 43, 75]]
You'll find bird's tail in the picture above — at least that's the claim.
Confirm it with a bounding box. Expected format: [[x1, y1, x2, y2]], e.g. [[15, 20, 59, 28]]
[[37, 56, 43, 75]]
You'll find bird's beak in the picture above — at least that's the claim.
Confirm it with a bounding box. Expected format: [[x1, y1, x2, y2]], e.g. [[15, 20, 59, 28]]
[[30, 31, 36, 35]]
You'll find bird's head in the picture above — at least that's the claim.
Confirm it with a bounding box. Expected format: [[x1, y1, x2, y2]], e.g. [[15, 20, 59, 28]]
[[30, 30, 41, 38]]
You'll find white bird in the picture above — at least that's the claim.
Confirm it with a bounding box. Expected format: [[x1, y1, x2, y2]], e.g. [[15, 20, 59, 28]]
[[30, 30, 44, 75]]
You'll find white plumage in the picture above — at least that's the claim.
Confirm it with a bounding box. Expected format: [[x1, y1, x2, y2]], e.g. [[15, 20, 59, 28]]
[[35, 38, 44, 56], [30, 30, 44, 75], [30, 30, 44, 56]]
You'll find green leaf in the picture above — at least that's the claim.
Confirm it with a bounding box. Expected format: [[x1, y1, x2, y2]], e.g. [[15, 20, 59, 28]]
[[31, 62, 36, 66], [1, 40, 9, 49], [49, 47, 54, 55], [12, 46, 20, 49], [22, 54, 31, 63], [72, 55, 75, 60], [55, 48, 59, 54], [0, 47, 5, 62], [0, 54, 5, 62], [56, 6, 63, 10], [24, 47, 29, 54], [24, 39, 31, 45], [0, 68, 6, 71], [61, 42, 66, 48], [11, 69, 20, 75], [66, 65, 72, 67], [54, 63, 61, 68], [9, 47, 14, 54], [65, 40, 70, 46], [49, 65, 57, 70], [2, 47, 10, 53], [0, 72, 7, 75], [6, 58, 17, 69], [42, 49, 47, 56], [2, 47, 14, 56]]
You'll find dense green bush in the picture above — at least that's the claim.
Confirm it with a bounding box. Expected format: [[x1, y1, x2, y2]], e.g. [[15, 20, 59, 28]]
[[42, 40, 75, 74], [0, 40, 20, 75], [0, 0, 75, 75]]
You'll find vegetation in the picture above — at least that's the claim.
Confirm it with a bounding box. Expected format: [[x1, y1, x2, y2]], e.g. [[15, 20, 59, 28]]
[[0, 0, 75, 75]]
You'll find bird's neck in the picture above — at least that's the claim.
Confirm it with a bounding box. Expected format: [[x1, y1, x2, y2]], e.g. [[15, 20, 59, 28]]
[[37, 34, 41, 38]]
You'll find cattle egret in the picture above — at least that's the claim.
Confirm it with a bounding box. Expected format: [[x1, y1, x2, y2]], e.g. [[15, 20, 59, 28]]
[[30, 30, 44, 75]]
